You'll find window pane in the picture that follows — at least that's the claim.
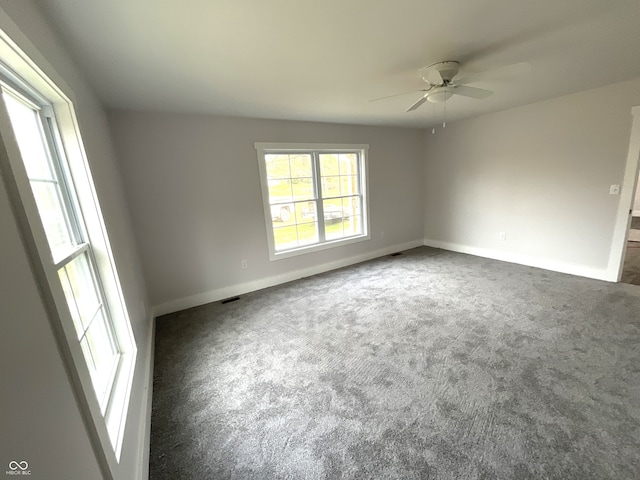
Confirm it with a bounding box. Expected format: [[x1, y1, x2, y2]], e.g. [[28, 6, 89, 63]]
[[343, 197, 363, 236], [297, 201, 317, 223], [2, 90, 54, 180], [271, 203, 294, 225], [297, 222, 318, 246], [319, 154, 339, 175], [343, 196, 362, 218], [290, 154, 312, 178], [324, 197, 363, 240], [30, 180, 75, 258], [58, 266, 83, 339], [65, 253, 101, 331], [346, 215, 363, 236], [323, 199, 344, 241], [265, 154, 290, 179], [86, 310, 117, 365], [273, 225, 298, 251], [339, 153, 358, 175], [85, 312, 118, 400], [323, 199, 344, 221], [340, 175, 359, 196], [325, 220, 344, 240], [321, 176, 340, 198], [80, 336, 96, 371], [267, 179, 292, 203], [291, 177, 314, 200]]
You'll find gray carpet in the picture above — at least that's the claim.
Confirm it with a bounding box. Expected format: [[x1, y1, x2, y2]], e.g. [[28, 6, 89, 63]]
[[622, 241, 640, 286], [623, 217, 640, 285], [150, 247, 640, 480]]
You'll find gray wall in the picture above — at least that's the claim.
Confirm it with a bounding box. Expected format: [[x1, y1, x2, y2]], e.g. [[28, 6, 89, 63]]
[[423, 77, 640, 278], [0, 1, 151, 479], [108, 112, 425, 312], [109, 78, 640, 313]]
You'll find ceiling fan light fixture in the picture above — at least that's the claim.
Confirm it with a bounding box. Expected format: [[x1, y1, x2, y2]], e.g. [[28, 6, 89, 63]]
[[427, 90, 453, 103]]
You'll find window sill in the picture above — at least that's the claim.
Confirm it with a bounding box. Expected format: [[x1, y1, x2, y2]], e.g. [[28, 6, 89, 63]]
[[270, 233, 370, 261]]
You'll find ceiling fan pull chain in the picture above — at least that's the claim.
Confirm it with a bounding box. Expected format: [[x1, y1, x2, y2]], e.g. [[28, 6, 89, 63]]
[[443, 99, 447, 128]]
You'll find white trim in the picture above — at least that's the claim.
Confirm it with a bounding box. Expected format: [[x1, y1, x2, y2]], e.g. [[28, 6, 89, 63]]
[[135, 316, 155, 480], [255, 142, 370, 152], [633, 210, 640, 217], [424, 238, 613, 281], [152, 239, 424, 316], [270, 233, 370, 260], [255, 143, 371, 261], [609, 105, 640, 281]]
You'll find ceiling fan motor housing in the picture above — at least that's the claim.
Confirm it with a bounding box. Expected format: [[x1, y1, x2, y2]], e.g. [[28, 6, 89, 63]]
[[421, 61, 460, 85]]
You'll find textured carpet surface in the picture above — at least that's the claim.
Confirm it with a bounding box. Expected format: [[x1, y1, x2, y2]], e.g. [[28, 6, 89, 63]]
[[622, 216, 640, 285], [151, 247, 640, 479], [622, 240, 640, 286]]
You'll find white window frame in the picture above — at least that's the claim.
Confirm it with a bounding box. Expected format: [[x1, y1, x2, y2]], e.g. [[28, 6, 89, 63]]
[[2, 84, 124, 410], [255, 142, 370, 260], [0, 31, 136, 474]]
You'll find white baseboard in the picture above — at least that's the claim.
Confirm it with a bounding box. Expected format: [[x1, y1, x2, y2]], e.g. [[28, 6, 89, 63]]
[[152, 239, 424, 317], [423, 238, 614, 282], [634, 210, 640, 216], [136, 316, 155, 480]]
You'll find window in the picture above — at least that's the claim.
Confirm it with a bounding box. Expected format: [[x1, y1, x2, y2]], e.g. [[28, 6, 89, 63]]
[[0, 58, 135, 458], [255, 143, 369, 259], [2, 87, 121, 407]]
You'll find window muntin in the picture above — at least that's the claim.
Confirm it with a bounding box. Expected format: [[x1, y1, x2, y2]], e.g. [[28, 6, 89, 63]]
[[257, 144, 369, 259], [2, 85, 121, 412]]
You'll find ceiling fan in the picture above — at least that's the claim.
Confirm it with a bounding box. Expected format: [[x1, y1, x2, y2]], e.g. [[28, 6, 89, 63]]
[[372, 60, 529, 113]]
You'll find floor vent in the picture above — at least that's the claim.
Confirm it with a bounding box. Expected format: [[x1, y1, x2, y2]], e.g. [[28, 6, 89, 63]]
[[390, 252, 403, 257], [221, 296, 240, 304]]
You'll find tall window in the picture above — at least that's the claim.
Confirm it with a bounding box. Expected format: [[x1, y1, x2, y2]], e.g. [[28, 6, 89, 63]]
[[256, 143, 369, 259], [0, 61, 135, 458], [2, 87, 120, 407]]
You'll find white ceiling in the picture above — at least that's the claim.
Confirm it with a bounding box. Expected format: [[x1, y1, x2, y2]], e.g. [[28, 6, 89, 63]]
[[36, 0, 640, 128]]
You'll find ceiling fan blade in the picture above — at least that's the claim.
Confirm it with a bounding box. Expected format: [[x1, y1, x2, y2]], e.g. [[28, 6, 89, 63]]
[[406, 94, 429, 112], [454, 62, 531, 85], [369, 88, 430, 102], [452, 85, 494, 99], [426, 69, 444, 85]]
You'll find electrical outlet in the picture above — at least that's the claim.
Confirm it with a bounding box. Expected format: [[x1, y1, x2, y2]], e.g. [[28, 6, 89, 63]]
[[609, 184, 620, 195], [241, 259, 248, 269], [499, 232, 507, 241]]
